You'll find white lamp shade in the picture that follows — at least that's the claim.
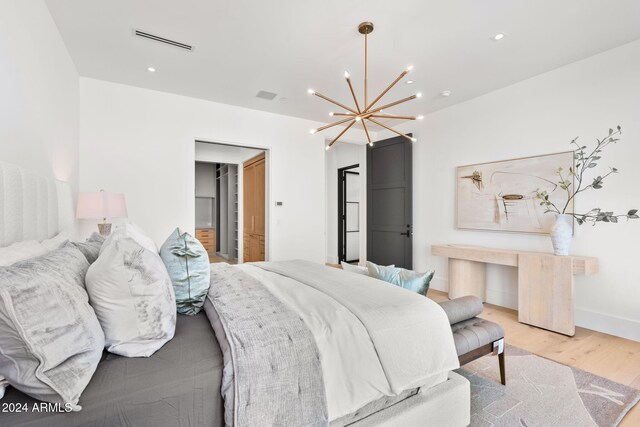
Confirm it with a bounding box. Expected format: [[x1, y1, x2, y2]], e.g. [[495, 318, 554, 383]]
[[76, 191, 128, 219]]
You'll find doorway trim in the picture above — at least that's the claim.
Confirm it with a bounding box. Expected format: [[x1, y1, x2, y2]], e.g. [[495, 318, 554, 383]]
[[194, 139, 271, 263]]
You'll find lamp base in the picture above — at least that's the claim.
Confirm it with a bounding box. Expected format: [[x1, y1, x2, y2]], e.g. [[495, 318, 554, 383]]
[[97, 222, 112, 237]]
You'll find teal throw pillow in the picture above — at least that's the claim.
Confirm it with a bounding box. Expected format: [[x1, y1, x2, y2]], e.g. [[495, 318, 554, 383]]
[[160, 228, 211, 315], [366, 262, 434, 296]]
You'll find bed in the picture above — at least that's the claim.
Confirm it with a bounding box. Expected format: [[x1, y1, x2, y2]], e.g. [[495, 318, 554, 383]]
[[0, 162, 470, 426]]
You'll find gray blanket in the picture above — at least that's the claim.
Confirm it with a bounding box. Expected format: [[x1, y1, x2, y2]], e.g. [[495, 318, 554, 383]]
[[205, 263, 328, 427]]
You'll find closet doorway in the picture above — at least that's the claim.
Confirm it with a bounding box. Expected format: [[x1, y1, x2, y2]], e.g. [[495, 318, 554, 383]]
[[194, 142, 268, 264]]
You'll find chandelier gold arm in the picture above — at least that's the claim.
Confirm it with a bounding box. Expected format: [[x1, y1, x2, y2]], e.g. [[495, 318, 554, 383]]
[[370, 114, 417, 120], [368, 94, 419, 114], [328, 120, 357, 148], [345, 76, 362, 114], [314, 116, 355, 133], [313, 92, 358, 115], [365, 69, 409, 112], [360, 119, 373, 146], [331, 112, 358, 117], [364, 32, 368, 110], [367, 117, 415, 142]]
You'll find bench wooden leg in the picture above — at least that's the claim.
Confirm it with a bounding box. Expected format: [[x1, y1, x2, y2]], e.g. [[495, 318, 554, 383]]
[[493, 338, 506, 385], [498, 351, 506, 385]]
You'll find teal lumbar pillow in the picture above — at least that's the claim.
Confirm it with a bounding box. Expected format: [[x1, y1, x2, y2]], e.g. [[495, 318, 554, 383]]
[[160, 228, 211, 315], [366, 261, 435, 296]]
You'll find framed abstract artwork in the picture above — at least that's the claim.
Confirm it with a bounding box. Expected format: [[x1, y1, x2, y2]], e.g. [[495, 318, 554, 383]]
[[456, 151, 574, 234]]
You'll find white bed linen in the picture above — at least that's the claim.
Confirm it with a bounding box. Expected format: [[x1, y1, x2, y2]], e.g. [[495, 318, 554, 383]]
[[238, 264, 453, 421]]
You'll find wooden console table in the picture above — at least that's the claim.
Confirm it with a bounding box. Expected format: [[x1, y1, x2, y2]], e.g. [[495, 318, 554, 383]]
[[431, 244, 599, 336]]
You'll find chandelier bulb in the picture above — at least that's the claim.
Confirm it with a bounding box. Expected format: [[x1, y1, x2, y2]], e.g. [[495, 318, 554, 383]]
[[344, 71, 350, 79], [417, 115, 424, 120], [355, 116, 361, 121], [310, 129, 317, 134], [329, 112, 334, 116], [406, 65, 414, 72], [416, 92, 422, 98], [307, 89, 316, 95], [369, 142, 374, 147], [410, 137, 417, 142], [325, 146, 331, 150]]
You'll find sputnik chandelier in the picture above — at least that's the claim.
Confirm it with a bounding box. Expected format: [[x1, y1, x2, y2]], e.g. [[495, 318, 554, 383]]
[[308, 22, 422, 150]]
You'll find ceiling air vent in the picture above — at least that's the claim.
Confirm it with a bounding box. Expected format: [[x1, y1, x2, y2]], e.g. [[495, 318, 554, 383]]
[[256, 90, 278, 100], [134, 29, 193, 51]]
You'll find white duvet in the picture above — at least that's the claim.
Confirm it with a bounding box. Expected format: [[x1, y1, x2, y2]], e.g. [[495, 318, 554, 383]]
[[238, 262, 459, 421]]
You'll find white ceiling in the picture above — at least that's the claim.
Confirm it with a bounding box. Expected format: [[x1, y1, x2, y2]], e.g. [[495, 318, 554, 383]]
[[46, 0, 640, 125]]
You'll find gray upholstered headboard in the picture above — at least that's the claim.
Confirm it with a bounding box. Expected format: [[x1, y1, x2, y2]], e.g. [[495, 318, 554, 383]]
[[0, 162, 74, 247]]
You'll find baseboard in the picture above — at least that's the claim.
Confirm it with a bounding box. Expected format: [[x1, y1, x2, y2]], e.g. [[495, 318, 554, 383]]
[[485, 288, 518, 310], [575, 308, 640, 342], [430, 276, 518, 309], [433, 277, 640, 342]]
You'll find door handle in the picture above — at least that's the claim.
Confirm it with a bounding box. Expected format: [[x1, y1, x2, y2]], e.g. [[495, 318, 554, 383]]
[[400, 230, 412, 237]]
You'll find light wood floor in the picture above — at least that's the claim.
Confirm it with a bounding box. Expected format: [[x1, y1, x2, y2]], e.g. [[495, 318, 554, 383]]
[[427, 289, 640, 426], [209, 253, 237, 264]]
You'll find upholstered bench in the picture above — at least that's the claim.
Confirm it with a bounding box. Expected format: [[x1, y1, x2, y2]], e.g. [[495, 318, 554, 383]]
[[438, 296, 506, 385]]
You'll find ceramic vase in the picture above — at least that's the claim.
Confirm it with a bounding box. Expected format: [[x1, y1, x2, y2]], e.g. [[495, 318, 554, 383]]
[[550, 214, 573, 256]]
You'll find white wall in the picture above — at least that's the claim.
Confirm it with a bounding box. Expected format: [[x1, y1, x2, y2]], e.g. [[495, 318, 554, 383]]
[[79, 78, 334, 263], [325, 141, 367, 264], [0, 1, 79, 200], [396, 40, 640, 341], [195, 142, 264, 165]]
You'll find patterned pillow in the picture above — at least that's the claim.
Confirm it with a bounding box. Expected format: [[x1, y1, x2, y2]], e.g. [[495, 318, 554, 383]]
[[160, 228, 210, 315], [366, 262, 435, 296], [71, 232, 105, 264], [0, 244, 105, 410], [86, 235, 176, 357], [106, 223, 158, 254]]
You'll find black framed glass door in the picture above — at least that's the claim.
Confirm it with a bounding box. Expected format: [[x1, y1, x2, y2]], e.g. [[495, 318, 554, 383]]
[[338, 164, 360, 263]]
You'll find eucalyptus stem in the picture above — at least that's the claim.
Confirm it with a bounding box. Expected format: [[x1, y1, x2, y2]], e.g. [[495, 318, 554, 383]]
[[534, 126, 638, 226]]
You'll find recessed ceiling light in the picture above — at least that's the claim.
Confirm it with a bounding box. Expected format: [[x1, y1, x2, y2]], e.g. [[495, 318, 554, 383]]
[[491, 33, 506, 41], [147, 66, 156, 72], [440, 90, 452, 97], [406, 80, 414, 85]]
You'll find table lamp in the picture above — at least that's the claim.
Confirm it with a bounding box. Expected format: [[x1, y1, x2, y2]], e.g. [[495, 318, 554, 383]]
[[76, 190, 128, 236]]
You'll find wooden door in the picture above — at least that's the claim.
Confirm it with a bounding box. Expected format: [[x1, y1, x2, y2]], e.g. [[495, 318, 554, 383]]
[[367, 135, 413, 268], [243, 153, 266, 262]]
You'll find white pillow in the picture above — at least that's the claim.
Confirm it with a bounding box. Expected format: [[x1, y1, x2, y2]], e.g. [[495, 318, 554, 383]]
[[340, 261, 369, 275], [86, 235, 176, 357], [341, 261, 394, 276], [106, 222, 158, 254], [0, 240, 48, 266], [41, 231, 71, 251]]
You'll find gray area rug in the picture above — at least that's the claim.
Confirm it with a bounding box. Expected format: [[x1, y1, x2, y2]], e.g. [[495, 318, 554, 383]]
[[457, 345, 640, 427]]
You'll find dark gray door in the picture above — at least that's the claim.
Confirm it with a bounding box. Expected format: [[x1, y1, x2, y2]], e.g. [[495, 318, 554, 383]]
[[367, 135, 412, 268]]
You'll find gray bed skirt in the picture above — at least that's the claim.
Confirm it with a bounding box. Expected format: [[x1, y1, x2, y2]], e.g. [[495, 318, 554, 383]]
[[0, 312, 225, 427]]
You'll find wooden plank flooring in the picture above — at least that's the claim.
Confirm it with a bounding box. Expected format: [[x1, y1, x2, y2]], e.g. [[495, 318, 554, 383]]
[[427, 289, 640, 426]]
